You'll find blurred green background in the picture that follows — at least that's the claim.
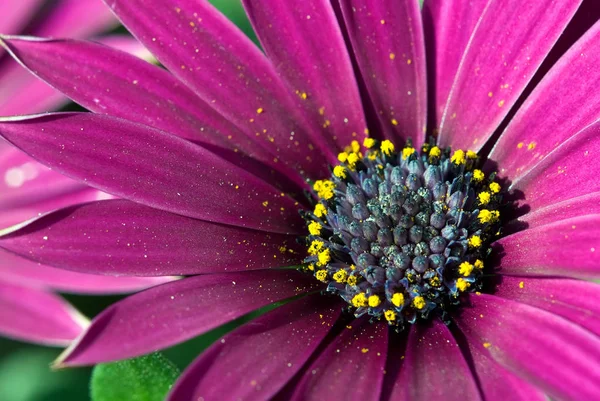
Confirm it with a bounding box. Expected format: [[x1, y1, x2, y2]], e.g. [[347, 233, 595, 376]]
[[0, 1, 254, 400]]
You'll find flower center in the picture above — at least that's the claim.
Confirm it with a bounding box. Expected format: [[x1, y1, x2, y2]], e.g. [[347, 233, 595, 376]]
[[302, 138, 504, 330]]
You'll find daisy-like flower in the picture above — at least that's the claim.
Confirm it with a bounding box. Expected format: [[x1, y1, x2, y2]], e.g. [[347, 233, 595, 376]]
[[0, 0, 170, 346], [0, 0, 599, 399]]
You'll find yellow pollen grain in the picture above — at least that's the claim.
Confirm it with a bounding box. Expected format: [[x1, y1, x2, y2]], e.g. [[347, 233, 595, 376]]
[[488, 92, 493, 97], [467, 150, 478, 160], [458, 261, 474, 277], [380, 140, 395, 156], [313, 203, 327, 218], [384, 310, 397, 322], [315, 269, 328, 282], [338, 152, 348, 163], [333, 165, 347, 179], [317, 249, 330, 266], [262, 201, 269, 207], [389, 53, 396, 60], [300, 92, 308, 100], [478, 191, 491, 205], [351, 293, 368, 308], [498, 100, 505, 107], [351, 140, 361, 153], [361, 348, 369, 354], [451, 149, 466, 165], [308, 240, 324, 255], [407, 59, 412, 65], [483, 342, 492, 349], [468, 235, 482, 248], [380, 19, 386, 24], [308, 263, 315, 271], [489, 182, 501, 193], [333, 269, 348, 283], [429, 146, 441, 158], [368, 295, 382, 308], [412, 296, 426, 310], [363, 137, 376, 149], [519, 281, 524, 289], [456, 278, 470, 292], [256, 107, 264, 114], [347, 152, 360, 168], [391, 293, 405, 307], [517, 142, 524, 149], [402, 147, 416, 160], [391, 118, 399, 126], [473, 169, 485, 182], [474, 260, 484, 270], [308, 221, 322, 236], [527, 141, 537, 150]]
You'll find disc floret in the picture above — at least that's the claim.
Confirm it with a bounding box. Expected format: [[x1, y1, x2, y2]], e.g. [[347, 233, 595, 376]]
[[302, 138, 504, 329]]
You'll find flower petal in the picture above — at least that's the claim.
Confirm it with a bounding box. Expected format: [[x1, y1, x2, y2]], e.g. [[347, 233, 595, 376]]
[[505, 120, 600, 213], [0, 279, 87, 346], [0, 113, 304, 234], [55, 269, 319, 366], [168, 294, 342, 401], [339, 0, 426, 144], [389, 320, 481, 401], [493, 276, 600, 337], [0, 36, 288, 176], [490, 21, 600, 179], [508, 192, 600, 231], [494, 215, 600, 279], [0, 199, 303, 276], [431, 0, 582, 151], [104, 0, 333, 176], [455, 293, 600, 401], [0, 0, 42, 35], [30, 0, 117, 38], [243, 0, 367, 150], [289, 318, 387, 401], [0, 249, 175, 294]]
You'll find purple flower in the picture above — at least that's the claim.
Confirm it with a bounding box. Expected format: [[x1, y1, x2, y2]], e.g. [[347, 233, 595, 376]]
[[0, 0, 599, 399], [0, 0, 171, 346]]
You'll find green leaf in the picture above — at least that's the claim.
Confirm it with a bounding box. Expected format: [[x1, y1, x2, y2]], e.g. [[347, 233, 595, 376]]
[[90, 353, 180, 401]]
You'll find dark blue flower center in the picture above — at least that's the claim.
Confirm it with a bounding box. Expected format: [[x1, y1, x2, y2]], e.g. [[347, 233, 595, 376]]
[[302, 138, 504, 330]]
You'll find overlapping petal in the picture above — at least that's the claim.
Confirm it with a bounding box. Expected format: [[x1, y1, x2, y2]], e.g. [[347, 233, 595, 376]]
[[490, 21, 600, 180], [339, 0, 426, 144], [456, 294, 600, 401], [0, 199, 303, 276], [0, 279, 87, 346], [430, 0, 581, 151], [56, 270, 320, 366], [104, 0, 333, 176], [289, 318, 387, 401], [388, 320, 481, 401], [168, 295, 341, 401], [243, 0, 367, 150], [0, 249, 175, 294], [0, 113, 304, 234], [494, 215, 600, 278]]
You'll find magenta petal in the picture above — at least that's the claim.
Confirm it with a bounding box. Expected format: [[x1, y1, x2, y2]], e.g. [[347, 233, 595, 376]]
[[456, 294, 600, 401], [0, 200, 303, 276], [290, 319, 387, 401], [31, 0, 117, 38], [495, 215, 600, 278], [0, 249, 174, 294], [389, 320, 481, 401], [0, 113, 304, 234], [56, 270, 319, 366], [243, 0, 367, 151], [494, 276, 600, 337], [490, 22, 600, 179], [512, 192, 600, 230], [339, 0, 426, 144], [0, 279, 86, 346], [506, 121, 600, 212], [433, 0, 581, 151], [0, 145, 85, 210], [0, 0, 42, 34], [105, 0, 333, 175], [168, 295, 341, 401], [0, 37, 279, 165], [458, 335, 546, 401]]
